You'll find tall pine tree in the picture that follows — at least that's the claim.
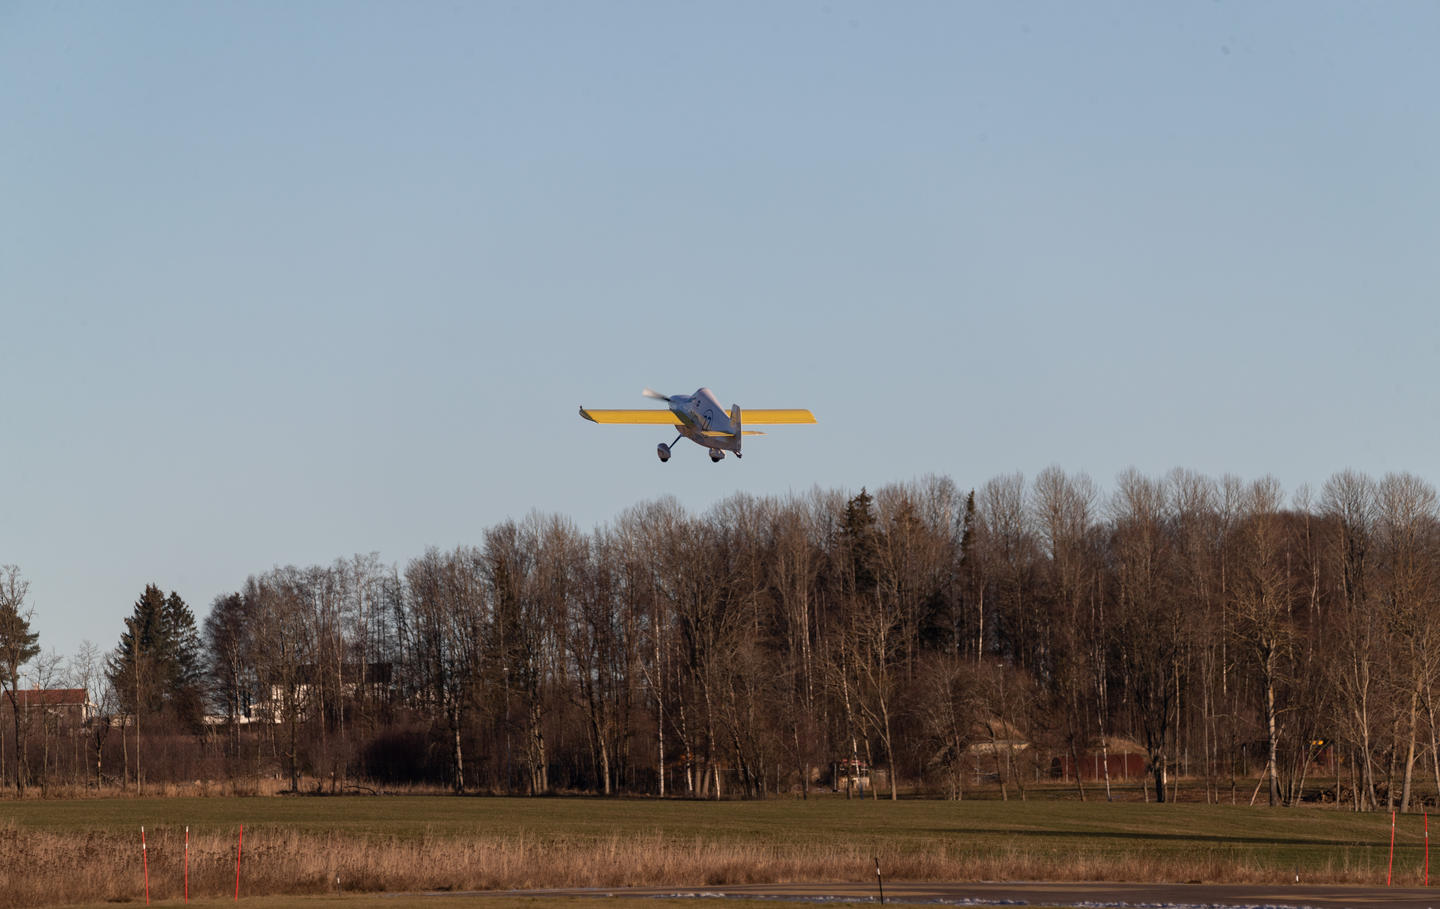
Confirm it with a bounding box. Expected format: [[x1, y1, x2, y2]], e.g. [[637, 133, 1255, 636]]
[[839, 488, 879, 596], [108, 584, 205, 730]]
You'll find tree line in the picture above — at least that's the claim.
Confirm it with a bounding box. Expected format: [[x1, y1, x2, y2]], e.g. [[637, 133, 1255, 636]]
[[2, 467, 1438, 808]]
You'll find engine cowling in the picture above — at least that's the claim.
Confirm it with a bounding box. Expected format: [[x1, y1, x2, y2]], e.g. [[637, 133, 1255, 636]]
[[657, 443, 671, 462]]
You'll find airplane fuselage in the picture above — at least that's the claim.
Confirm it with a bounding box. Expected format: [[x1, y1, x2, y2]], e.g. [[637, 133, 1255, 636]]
[[667, 387, 741, 453]]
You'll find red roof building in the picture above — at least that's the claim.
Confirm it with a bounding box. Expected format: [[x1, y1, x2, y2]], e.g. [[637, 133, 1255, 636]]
[[1, 688, 97, 725]]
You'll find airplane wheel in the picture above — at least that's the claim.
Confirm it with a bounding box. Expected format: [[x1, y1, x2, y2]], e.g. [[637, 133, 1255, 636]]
[[657, 443, 671, 463], [709, 449, 724, 463]]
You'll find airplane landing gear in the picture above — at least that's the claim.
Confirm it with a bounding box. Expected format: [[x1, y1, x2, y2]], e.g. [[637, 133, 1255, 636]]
[[710, 449, 724, 463], [657, 443, 671, 463]]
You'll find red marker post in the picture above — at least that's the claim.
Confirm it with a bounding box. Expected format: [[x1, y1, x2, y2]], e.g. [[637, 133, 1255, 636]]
[[141, 826, 151, 906], [185, 825, 190, 904], [1426, 813, 1430, 887], [1388, 810, 1396, 887], [235, 824, 244, 902]]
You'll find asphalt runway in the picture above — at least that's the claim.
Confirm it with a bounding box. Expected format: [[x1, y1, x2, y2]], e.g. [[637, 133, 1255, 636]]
[[497, 880, 1440, 909]]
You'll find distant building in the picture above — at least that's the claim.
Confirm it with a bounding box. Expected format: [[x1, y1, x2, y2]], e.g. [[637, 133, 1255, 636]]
[[1052, 737, 1148, 781], [254, 662, 395, 723], [0, 688, 97, 727]]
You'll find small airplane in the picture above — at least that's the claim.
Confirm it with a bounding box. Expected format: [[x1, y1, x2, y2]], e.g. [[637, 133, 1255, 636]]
[[579, 387, 816, 462]]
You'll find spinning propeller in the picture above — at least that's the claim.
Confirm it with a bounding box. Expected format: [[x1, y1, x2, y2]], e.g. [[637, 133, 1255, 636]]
[[642, 387, 672, 403]]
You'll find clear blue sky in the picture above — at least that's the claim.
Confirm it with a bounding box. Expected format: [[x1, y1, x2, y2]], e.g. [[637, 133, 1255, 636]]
[[4, 2, 1438, 664]]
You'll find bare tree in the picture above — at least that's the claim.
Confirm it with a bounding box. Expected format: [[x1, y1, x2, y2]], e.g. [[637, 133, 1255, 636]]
[[614, 497, 686, 796], [1108, 469, 1180, 802], [570, 529, 634, 794], [771, 496, 823, 797], [70, 641, 114, 789], [485, 515, 572, 795], [204, 592, 254, 760], [1321, 469, 1382, 810], [405, 547, 486, 793], [849, 589, 902, 800], [978, 474, 1040, 672], [1373, 472, 1440, 812], [1229, 477, 1296, 806], [874, 480, 954, 678], [1031, 467, 1101, 799], [0, 565, 40, 795], [26, 648, 65, 790], [662, 515, 742, 798], [248, 570, 318, 792], [914, 651, 982, 798]]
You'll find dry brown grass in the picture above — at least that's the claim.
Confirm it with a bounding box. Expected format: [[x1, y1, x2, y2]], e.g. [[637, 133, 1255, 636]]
[[15, 776, 459, 801], [0, 820, 1401, 909], [0, 790, 1413, 908]]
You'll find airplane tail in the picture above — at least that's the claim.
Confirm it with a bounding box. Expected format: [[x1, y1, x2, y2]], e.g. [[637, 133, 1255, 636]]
[[730, 404, 742, 455]]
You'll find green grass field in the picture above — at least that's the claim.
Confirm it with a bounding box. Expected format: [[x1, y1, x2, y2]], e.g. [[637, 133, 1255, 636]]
[[0, 794, 1428, 908]]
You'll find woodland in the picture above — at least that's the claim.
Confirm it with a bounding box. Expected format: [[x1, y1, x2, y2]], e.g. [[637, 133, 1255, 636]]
[[1, 466, 1437, 810]]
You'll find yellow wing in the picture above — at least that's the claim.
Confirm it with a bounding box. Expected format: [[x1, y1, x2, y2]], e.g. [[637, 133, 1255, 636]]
[[579, 408, 682, 425], [742, 409, 816, 424], [579, 406, 815, 425]]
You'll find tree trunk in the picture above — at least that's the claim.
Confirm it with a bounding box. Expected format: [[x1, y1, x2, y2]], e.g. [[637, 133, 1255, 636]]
[[1151, 750, 1166, 804], [450, 698, 466, 794], [1070, 740, 1087, 801], [287, 706, 300, 793], [1385, 747, 1397, 812], [988, 724, 1008, 802], [528, 699, 548, 794], [6, 690, 24, 796], [794, 722, 807, 800], [655, 633, 666, 798], [1264, 660, 1280, 807], [840, 669, 860, 800], [1401, 688, 1419, 812], [1426, 684, 1440, 804], [121, 713, 130, 793], [863, 735, 878, 801], [599, 724, 612, 796], [883, 703, 898, 801], [1098, 719, 1113, 802]]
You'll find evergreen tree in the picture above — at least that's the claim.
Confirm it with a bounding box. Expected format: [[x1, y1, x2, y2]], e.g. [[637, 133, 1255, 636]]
[[108, 584, 205, 729], [164, 590, 206, 724], [957, 490, 984, 657], [839, 488, 879, 596], [959, 490, 978, 568]]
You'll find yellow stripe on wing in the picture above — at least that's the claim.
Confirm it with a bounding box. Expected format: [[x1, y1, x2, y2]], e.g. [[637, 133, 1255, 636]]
[[741, 409, 816, 424], [579, 408, 682, 425]]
